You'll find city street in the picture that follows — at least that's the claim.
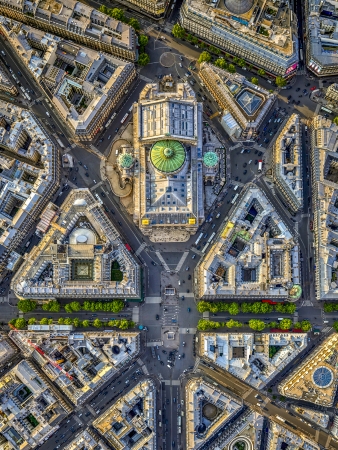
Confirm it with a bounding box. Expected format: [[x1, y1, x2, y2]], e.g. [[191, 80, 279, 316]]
[[0, 1, 336, 448]]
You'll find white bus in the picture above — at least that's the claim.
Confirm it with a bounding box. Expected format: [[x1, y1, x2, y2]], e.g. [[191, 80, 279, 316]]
[[207, 232, 215, 243], [201, 242, 210, 254], [56, 138, 65, 149], [195, 232, 203, 245], [258, 160, 263, 173], [231, 193, 239, 204], [121, 113, 129, 124], [321, 106, 332, 114]]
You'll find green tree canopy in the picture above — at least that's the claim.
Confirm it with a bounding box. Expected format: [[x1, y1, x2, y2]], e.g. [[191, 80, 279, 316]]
[[73, 318, 81, 328], [228, 302, 240, 315], [279, 318, 293, 330], [198, 51, 211, 64], [324, 302, 338, 312], [108, 320, 116, 327], [238, 58, 245, 68], [300, 320, 312, 332], [64, 317, 73, 325], [58, 318, 65, 325], [40, 318, 49, 325], [172, 23, 185, 39], [209, 45, 220, 55], [275, 76, 286, 87], [138, 35, 148, 52], [248, 319, 265, 331], [258, 69, 266, 76], [333, 321, 338, 332], [118, 319, 130, 330], [98, 5, 108, 14], [109, 8, 125, 21], [197, 319, 221, 331], [269, 321, 278, 328], [128, 18, 140, 30], [251, 77, 259, 85], [333, 117, 338, 126], [197, 301, 212, 313], [69, 301, 81, 312], [15, 318, 27, 329], [138, 53, 150, 66], [191, 37, 198, 45], [28, 318, 36, 325], [42, 300, 60, 312], [64, 304, 73, 314], [225, 319, 242, 328], [18, 300, 37, 313], [93, 318, 102, 328], [82, 319, 90, 327], [228, 64, 236, 73], [214, 58, 228, 70], [48, 319, 53, 325]]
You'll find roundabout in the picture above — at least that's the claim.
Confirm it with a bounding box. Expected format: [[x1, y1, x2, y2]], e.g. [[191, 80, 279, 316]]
[[159, 51, 176, 67]]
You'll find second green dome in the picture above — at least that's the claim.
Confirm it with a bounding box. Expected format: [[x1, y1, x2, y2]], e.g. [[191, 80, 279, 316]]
[[150, 140, 186, 173]]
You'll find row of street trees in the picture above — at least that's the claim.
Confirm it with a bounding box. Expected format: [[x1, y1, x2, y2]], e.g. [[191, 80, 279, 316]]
[[18, 299, 125, 314], [9, 317, 134, 330], [172, 23, 287, 87], [98, 6, 150, 66], [197, 301, 296, 315], [197, 318, 312, 332]]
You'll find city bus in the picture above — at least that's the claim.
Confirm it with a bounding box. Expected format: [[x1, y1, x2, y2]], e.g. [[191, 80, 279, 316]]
[[321, 106, 332, 114], [258, 160, 263, 172], [231, 193, 239, 204], [207, 232, 215, 243], [195, 232, 203, 245], [56, 138, 65, 149], [121, 113, 129, 124], [201, 242, 210, 254]]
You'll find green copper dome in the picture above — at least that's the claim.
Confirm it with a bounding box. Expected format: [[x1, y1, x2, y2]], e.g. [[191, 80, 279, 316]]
[[118, 153, 134, 169], [150, 140, 186, 173], [203, 151, 219, 168]]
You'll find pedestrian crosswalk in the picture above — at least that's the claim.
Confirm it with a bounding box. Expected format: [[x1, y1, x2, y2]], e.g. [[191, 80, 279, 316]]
[[175, 251, 189, 272], [322, 327, 333, 334], [155, 251, 170, 271], [135, 242, 147, 256]]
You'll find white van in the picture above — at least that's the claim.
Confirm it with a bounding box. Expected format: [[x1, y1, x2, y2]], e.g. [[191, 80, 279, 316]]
[[115, 149, 119, 156], [234, 185, 238, 191], [240, 148, 245, 154], [179, 63, 182, 68], [0, 51, 5, 56], [248, 160, 252, 164], [46, 111, 50, 117]]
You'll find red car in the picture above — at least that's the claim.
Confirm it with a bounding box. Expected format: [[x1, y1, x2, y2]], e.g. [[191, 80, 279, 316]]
[[310, 87, 316, 91]]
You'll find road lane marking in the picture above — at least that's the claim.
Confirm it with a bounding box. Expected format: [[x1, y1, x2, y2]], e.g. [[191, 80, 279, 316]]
[[156, 250, 170, 271], [175, 251, 189, 272]]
